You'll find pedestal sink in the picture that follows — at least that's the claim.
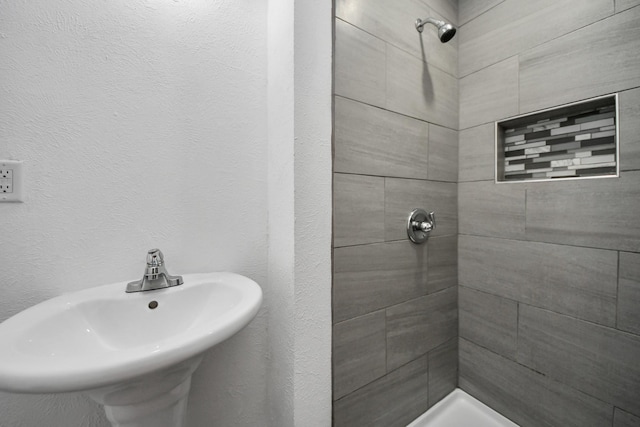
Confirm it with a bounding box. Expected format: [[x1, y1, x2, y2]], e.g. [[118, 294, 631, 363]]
[[0, 272, 262, 427]]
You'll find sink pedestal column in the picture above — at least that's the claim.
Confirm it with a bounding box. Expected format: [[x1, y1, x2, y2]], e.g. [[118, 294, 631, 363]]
[[86, 356, 203, 427]]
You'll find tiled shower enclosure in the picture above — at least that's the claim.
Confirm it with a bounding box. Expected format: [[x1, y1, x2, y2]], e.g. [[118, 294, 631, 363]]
[[333, 0, 640, 426], [332, 0, 458, 425]]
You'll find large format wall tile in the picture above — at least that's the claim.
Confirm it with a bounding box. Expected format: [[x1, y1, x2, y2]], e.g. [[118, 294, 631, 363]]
[[385, 178, 457, 240], [333, 310, 387, 400], [458, 0, 504, 25], [336, 0, 457, 77], [519, 6, 640, 114], [454, 1, 640, 425], [460, 339, 613, 427], [458, 180, 525, 239], [526, 171, 640, 252], [459, 235, 618, 326], [333, 0, 459, 419], [459, 0, 612, 77], [458, 123, 495, 182], [427, 235, 457, 293], [619, 252, 640, 336], [333, 356, 429, 427], [386, 287, 457, 370], [428, 338, 458, 407], [335, 19, 386, 107], [459, 57, 518, 130], [386, 45, 458, 130], [334, 96, 429, 180], [517, 305, 640, 416], [428, 124, 458, 182], [459, 286, 517, 359], [333, 240, 428, 323], [620, 87, 640, 171], [614, 408, 640, 427], [333, 173, 385, 247]]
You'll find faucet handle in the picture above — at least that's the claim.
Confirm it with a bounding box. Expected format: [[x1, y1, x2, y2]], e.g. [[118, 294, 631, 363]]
[[146, 249, 164, 267], [407, 208, 435, 244]]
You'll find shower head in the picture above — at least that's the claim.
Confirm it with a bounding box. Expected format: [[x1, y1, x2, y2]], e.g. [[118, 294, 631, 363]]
[[415, 17, 457, 43]]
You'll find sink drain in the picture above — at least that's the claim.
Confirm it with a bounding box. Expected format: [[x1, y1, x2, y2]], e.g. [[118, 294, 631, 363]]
[[148, 301, 158, 310]]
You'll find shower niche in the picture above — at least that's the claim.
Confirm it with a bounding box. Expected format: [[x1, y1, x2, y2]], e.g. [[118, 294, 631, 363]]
[[495, 94, 618, 182]]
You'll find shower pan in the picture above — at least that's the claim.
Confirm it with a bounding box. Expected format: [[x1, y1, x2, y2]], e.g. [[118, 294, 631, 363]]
[[408, 389, 518, 427]]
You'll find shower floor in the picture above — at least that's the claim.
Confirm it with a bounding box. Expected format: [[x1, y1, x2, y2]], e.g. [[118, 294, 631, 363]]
[[407, 389, 519, 427]]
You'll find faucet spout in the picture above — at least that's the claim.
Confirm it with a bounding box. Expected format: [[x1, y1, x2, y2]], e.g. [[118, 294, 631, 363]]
[[126, 249, 184, 293]]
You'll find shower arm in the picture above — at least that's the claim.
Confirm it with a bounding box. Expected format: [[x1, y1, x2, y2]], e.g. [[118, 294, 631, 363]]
[[415, 17, 443, 33]]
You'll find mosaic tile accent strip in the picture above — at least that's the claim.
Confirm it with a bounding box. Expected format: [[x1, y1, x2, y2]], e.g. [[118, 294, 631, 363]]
[[497, 96, 618, 182]]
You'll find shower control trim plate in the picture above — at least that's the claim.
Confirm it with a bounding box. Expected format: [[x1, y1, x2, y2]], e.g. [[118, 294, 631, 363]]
[[407, 209, 435, 244]]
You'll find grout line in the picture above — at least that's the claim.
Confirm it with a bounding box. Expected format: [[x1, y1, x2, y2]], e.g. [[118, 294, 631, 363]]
[[516, 51, 521, 114], [511, 299, 640, 339], [457, 84, 640, 131], [459, 178, 501, 183], [458, 231, 640, 255], [426, 122, 431, 180], [334, 94, 460, 132], [615, 251, 620, 329], [458, 6, 618, 79], [426, 327, 431, 408], [459, 284, 521, 306], [383, 176, 388, 243], [611, 405, 616, 427], [335, 17, 458, 80], [384, 40, 389, 112], [333, 307, 387, 327], [336, 336, 459, 405], [384, 306, 389, 374], [333, 170, 458, 184], [333, 235, 458, 250], [427, 3, 458, 28], [332, 344, 435, 403], [459, 337, 616, 409], [516, 301, 520, 358], [334, 285, 457, 326], [457, 0, 506, 28], [619, 2, 640, 13], [386, 286, 457, 312]]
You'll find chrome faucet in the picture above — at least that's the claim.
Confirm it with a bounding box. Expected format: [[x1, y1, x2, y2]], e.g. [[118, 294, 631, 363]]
[[126, 249, 184, 293]]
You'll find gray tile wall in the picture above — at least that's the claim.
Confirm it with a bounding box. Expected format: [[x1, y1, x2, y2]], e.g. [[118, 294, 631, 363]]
[[519, 7, 640, 114], [333, 1, 458, 424], [619, 87, 640, 171], [458, 2, 640, 426], [459, 0, 613, 78], [460, 339, 614, 427]]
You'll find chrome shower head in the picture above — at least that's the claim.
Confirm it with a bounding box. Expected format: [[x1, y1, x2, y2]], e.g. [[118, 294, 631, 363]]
[[415, 17, 457, 43]]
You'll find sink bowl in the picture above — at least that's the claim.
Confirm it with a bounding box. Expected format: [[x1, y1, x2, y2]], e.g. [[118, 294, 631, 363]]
[[0, 272, 262, 427]]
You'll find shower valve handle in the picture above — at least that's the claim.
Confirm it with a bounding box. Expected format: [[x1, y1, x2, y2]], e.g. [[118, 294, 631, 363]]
[[414, 212, 435, 232], [407, 209, 435, 244]]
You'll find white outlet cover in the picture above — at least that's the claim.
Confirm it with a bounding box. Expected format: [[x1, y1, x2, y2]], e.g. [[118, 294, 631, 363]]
[[0, 160, 24, 203]]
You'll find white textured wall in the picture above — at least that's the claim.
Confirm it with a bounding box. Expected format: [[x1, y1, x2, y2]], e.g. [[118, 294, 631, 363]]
[[0, 1, 269, 426], [266, 0, 296, 424], [267, 0, 332, 426], [291, 1, 333, 425]]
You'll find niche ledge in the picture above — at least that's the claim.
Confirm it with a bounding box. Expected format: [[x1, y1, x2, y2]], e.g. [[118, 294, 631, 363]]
[[495, 94, 619, 183]]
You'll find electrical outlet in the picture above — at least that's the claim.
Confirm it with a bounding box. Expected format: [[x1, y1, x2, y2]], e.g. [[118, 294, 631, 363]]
[[0, 160, 24, 203]]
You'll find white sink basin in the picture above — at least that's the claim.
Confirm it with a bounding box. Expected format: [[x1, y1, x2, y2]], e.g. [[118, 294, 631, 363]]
[[0, 272, 262, 427]]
